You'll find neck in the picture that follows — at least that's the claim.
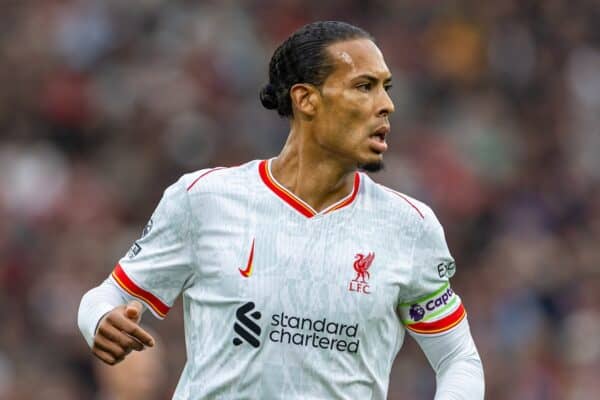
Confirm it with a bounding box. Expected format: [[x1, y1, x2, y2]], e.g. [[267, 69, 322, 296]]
[[271, 126, 356, 213]]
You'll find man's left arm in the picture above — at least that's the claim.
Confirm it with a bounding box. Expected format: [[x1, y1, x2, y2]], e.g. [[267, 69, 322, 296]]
[[398, 203, 484, 399], [409, 318, 484, 400]]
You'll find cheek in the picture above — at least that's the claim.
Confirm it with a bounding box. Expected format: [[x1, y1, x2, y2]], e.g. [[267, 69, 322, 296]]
[[340, 104, 371, 146], [318, 91, 371, 149], [331, 93, 370, 129]]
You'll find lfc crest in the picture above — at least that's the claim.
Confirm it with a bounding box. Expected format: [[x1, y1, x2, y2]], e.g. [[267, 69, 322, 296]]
[[348, 252, 375, 295]]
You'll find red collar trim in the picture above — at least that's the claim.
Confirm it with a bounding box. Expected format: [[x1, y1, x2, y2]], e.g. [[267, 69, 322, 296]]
[[258, 159, 360, 218]]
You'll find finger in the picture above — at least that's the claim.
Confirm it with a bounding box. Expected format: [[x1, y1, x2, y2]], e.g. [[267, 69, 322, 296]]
[[108, 315, 155, 347], [124, 322, 155, 347], [105, 310, 155, 347], [98, 322, 144, 351], [98, 323, 144, 352], [93, 335, 130, 360], [93, 348, 117, 365], [125, 300, 143, 322]]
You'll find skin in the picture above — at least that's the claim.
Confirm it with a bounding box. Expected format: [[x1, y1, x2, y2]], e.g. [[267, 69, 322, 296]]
[[93, 38, 394, 366], [272, 38, 395, 212], [92, 300, 155, 365]]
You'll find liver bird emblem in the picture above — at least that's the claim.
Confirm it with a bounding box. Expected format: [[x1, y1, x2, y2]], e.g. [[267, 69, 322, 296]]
[[353, 252, 375, 283]]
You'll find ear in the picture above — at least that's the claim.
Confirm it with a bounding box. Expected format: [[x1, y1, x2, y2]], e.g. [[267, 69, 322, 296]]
[[290, 83, 320, 118]]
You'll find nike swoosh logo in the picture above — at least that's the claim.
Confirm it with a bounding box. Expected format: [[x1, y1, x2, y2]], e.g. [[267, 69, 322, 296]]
[[239, 238, 255, 278]]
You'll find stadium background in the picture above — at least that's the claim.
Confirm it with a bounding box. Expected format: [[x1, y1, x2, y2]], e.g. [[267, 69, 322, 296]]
[[1, 1, 599, 399]]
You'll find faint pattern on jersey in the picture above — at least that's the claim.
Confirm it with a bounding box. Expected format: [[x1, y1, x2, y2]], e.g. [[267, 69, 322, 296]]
[[352, 252, 375, 282], [114, 160, 463, 400]]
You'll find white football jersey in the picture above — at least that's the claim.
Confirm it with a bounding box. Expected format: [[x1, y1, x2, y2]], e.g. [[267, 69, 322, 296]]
[[111, 159, 466, 400]]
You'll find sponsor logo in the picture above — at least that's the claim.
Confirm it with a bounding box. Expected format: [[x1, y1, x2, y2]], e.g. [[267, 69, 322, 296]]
[[233, 302, 262, 347], [437, 261, 456, 278], [127, 243, 142, 258], [409, 287, 456, 321], [142, 219, 153, 238], [269, 312, 360, 353], [409, 304, 426, 322], [126, 219, 153, 259], [348, 252, 375, 294], [424, 287, 455, 311], [233, 303, 360, 353], [238, 238, 255, 278]]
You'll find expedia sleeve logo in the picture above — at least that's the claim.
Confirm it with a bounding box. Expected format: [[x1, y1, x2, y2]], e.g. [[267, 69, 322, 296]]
[[437, 261, 455, 278], [399, 283, 466, 335]]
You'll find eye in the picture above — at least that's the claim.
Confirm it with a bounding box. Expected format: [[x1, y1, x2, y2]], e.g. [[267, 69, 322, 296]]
[[356, 82, 372, 92], [384, 84, 393, 92]]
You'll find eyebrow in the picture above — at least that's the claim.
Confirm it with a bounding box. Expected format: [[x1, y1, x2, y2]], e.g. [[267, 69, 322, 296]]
[[352, 74, 393, 84]]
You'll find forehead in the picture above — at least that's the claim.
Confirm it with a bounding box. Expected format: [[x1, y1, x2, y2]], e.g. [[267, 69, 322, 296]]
[[324, 39, 391, 82]]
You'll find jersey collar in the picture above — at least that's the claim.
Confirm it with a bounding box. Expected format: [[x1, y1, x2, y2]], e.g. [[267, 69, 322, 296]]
[[258, 159, 360, 218]]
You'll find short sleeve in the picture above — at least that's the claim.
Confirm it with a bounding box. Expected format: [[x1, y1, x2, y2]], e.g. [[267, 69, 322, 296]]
[[398, 207, 466, 336], [110, 176, 195, 319]]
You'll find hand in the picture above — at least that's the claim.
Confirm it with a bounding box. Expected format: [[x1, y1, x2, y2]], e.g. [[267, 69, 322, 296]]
[[92, 300, 155, 365]]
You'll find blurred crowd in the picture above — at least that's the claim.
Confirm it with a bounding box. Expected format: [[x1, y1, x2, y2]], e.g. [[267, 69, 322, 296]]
[[1, 0, 599, 399]]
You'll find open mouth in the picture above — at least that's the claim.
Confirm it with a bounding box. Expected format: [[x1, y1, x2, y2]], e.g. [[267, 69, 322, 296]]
[[371, 132, 386, 142], [370, 125, 390, 141], [368, 126, 390, 153]]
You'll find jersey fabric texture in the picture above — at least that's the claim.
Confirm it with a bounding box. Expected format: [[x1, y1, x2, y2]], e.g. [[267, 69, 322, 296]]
[[110, 159, 467, 400]]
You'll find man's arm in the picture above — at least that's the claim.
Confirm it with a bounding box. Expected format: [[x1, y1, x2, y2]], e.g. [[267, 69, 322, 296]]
[[397, 201, 484, 398], [409, 318, 484, 400], [78, 279, 155, 364], [78, 174, 197, 364]]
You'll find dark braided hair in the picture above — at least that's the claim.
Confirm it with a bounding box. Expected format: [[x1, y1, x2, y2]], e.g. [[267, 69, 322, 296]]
[[260, 21, 373, 118]]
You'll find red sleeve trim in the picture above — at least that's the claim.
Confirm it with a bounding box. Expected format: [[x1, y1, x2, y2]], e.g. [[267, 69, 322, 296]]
[[111, 263, 170, 318], [406, 303, 466, 334]]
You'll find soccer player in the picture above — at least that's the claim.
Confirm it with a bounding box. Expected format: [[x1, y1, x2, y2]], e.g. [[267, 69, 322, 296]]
[[78, 21, 484, 399]]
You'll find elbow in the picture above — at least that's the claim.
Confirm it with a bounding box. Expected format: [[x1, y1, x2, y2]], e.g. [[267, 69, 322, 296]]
[[436, 354, 485, 400]]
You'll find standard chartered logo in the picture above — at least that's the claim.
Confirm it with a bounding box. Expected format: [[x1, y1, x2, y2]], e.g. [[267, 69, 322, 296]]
[[269, 312, 360, 353], [233, 302, 262, 348], [233, 303, 360, 353]]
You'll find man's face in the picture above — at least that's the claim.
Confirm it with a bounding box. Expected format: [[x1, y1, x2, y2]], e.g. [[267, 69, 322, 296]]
[[312, 39, 394, 171]]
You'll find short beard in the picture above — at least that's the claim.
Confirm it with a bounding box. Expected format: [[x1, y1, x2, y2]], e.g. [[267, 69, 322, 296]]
[[358, 161, 384, 173]]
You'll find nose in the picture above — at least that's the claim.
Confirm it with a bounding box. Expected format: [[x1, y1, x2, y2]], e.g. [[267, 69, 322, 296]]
[[377, 89, 395, 118]]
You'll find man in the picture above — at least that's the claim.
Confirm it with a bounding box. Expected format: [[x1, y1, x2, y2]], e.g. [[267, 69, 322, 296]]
[[79, 21, 484, 399]]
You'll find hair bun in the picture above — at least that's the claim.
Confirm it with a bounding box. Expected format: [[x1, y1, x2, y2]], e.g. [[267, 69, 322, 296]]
[[259, 83, 278, 110]]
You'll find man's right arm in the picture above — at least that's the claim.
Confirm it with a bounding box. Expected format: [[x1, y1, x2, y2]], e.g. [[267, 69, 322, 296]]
[[78, 279, 155, 365], [79, 174, 198, 364]]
